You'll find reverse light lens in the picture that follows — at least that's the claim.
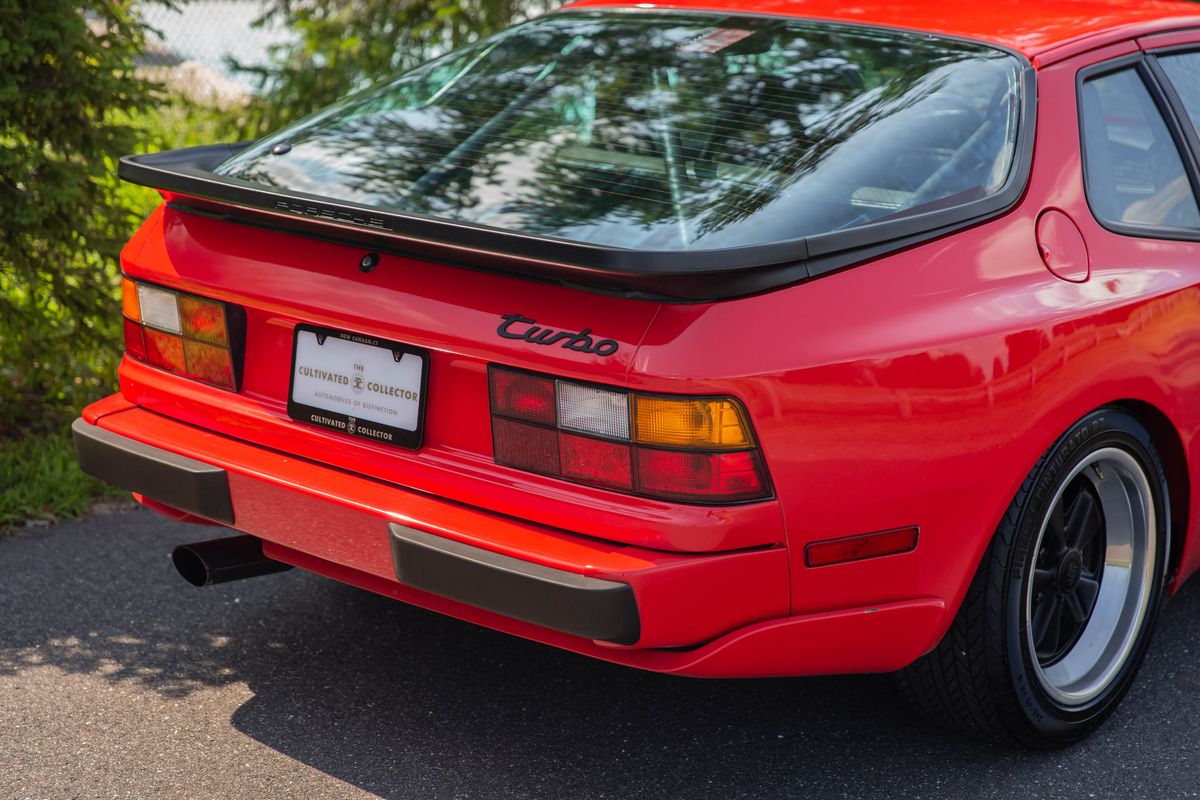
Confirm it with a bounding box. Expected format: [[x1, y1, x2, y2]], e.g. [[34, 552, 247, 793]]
[[556, 381, 629, 439], [137, 283, 182, 333], [122, 278, 239, 390], [635, 396, 753, 449], [488, 366, 769, 504]]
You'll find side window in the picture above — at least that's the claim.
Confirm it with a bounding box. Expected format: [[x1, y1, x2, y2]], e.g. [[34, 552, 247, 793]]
[[1080, 67, 1200, 231], [1159, 52, 1200, 132]]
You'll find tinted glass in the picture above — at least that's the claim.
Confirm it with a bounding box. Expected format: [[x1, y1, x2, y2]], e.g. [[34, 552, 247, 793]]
[[1080, 68, 1200, 230], [1159, 52, 1200, 133], [217, 12, 1024, 252]]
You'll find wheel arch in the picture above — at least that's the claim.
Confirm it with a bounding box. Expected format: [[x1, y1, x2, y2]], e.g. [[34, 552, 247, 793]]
[[935, 394, 1191, 654], [1112, 398, 1190, 589], [900, 397, 1185, 745]]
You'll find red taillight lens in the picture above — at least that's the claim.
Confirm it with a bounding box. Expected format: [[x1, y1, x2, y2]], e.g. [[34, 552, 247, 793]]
[[634, 448, 766, 502], [179, 295, 230, 345], [488, 366, 769, 504], [492, 417, 560, 475], [183, 339, 235, 387], [123, 317, 147, 362], [122, 278, 239, 390], [560, 432, 632, 490], [144, 328, 187, 373], [490, 368, 557, 425]]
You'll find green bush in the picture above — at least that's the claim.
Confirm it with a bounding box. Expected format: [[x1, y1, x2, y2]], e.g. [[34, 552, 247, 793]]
[[0, 427, 127, 529], [0, 0, 545, 526], [0, 1, 551, 441], [0, 3, 237, 528], [0, 1, 160, 437]]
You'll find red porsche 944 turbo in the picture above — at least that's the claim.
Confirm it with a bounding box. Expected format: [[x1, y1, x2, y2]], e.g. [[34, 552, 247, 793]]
[[74, 0, 1200, 746]]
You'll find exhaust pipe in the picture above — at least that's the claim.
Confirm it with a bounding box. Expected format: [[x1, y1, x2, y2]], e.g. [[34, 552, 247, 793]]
[[172, 535, 292, 587]]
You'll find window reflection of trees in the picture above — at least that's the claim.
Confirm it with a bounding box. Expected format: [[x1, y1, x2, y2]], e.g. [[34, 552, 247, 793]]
[[221, 13, 1020, 251]]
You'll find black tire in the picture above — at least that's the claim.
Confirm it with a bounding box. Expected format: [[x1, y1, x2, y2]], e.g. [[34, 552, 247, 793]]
[[898, 407, 1170, 747]]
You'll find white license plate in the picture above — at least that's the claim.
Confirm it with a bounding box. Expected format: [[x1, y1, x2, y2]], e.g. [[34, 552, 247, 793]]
[[287, 325, 429, 449]]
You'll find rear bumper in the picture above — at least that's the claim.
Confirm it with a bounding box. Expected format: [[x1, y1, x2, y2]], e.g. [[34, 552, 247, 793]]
[[73, 414, 642, 643], [74, 399, 948, 676]]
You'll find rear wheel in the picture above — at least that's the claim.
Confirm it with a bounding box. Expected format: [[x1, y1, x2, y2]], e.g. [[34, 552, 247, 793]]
[[898, 408, 1169, 747]]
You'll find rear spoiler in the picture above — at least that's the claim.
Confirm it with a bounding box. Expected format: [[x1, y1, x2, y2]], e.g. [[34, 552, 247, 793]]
[[118, 121, 1033, 302]]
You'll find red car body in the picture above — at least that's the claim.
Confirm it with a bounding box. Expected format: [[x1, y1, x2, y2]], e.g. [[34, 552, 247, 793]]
[[77, 0, 1200, 685]]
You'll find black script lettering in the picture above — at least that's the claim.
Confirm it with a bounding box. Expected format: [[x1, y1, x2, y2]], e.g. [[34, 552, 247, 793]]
[[495, 314, 619, 356], [565, 329, 594, 352], [497, 313, 536, 340]]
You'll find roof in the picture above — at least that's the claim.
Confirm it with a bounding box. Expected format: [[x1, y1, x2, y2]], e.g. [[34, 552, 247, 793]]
[[564, 0, 1200, 61]]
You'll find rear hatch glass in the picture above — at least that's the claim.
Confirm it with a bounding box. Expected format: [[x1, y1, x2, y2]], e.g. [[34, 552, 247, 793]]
[[215, 10, 1024, 253]]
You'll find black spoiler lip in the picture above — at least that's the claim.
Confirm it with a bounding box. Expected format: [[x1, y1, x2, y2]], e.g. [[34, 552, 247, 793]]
[[117, 143, 810, 300], [117, 68, 1035, 302]]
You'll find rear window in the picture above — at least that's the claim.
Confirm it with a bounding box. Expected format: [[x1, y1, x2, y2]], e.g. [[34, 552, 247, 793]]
[[217, 11, 1025, 252]]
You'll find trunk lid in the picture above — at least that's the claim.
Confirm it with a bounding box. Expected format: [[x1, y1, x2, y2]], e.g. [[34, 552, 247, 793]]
[[117, 204, 792, 555]]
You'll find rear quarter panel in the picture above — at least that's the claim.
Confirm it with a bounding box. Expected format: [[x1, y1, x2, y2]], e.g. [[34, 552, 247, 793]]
[[632, 41, 1200, 622]]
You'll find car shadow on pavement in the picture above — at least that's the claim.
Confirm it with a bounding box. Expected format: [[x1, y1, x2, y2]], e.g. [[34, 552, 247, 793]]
[[5, 510, 1200, 799]]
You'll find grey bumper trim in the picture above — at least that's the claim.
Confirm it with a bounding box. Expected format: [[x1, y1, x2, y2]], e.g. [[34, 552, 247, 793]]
[[72, 417, 234, 525], [389, 523, 640, 645]]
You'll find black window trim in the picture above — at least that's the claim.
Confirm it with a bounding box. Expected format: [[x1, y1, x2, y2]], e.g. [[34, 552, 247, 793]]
[[117, 8, 1038, 303], [1076, 46, 1200, 242]]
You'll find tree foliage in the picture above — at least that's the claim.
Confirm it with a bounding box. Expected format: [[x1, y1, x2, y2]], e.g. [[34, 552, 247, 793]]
[[0, 0, 551, 438], [232, 0, 555, 137], [0, 0, 159, 435]]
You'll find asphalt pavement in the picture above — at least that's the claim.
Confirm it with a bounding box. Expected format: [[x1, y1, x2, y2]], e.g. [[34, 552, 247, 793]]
[[4, 508, 1200, 799]]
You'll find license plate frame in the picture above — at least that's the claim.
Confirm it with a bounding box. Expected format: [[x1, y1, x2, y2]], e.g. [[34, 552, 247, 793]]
[[287, 324, 430, 450]]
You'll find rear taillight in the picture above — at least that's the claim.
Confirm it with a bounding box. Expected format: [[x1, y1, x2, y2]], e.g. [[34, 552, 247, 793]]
[[489, 366, 770, 504], [121, 277, 240, 390]]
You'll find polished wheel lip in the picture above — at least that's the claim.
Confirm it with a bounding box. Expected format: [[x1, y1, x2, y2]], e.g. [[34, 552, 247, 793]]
[[1024, 447, 1156, 707]]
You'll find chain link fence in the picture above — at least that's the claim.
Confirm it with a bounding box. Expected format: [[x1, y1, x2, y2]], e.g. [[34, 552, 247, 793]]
[[136, 1, 295, 107], [133, 1, 558, 110]]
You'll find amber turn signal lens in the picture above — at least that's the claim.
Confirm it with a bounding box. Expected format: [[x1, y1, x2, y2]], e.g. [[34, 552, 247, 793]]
[[121, 278, 141, 323], [634, 396, 753, 449]]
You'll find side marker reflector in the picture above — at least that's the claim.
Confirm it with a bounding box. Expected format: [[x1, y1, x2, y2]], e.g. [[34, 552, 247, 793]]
[[805, 527, 919, 568]]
